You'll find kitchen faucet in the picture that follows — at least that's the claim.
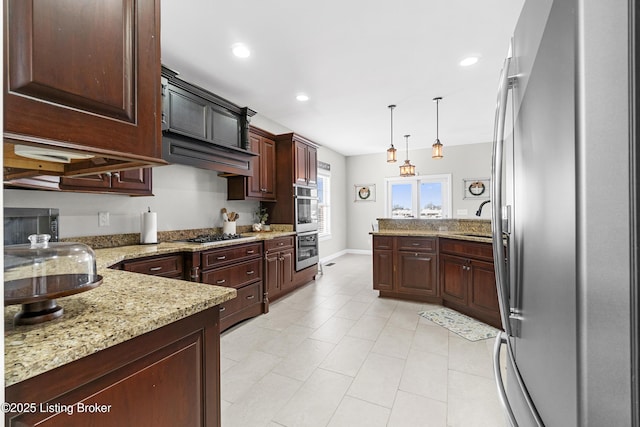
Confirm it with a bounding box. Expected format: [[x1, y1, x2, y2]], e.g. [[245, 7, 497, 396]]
[[475, 200, 491, 217]]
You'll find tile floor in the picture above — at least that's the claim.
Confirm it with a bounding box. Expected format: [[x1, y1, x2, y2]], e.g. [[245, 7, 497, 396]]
[[220, 253, 507, 427]]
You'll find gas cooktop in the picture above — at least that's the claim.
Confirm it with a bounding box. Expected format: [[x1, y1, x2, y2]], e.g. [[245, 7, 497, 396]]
[[179, 234, 257, 246]]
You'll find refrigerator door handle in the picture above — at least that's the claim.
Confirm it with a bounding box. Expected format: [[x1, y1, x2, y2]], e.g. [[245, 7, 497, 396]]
[[494, 332, 546, 427], [493, 333, 518, 427], [491, 47, 514, 338]]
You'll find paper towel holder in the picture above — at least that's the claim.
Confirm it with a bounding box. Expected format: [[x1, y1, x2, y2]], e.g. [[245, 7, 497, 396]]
[[140, 207, 158, 244]]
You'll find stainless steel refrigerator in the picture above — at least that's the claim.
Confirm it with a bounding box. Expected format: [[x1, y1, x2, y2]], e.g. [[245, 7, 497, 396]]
[[491, 0, 638, 426]]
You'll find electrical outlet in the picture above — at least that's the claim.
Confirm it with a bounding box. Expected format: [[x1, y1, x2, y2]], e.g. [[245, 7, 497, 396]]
[[456, 209, 468, 216], [98, 212, 110, 227]]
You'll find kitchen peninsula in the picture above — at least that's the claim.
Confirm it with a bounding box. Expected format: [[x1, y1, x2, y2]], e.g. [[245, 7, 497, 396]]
[[371, 218, 501, 329]]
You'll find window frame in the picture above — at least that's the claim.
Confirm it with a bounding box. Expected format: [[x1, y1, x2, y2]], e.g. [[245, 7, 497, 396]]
[[384, 173, 452, 219], [317, 169, 331, 240]]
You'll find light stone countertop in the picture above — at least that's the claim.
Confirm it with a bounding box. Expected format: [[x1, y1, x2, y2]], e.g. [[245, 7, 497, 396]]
[[370, 230, 493, 244], [3, 234, 294, 387]]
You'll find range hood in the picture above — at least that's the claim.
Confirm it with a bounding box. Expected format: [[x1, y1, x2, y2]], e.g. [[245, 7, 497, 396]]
[[161, 66, 257, 176]]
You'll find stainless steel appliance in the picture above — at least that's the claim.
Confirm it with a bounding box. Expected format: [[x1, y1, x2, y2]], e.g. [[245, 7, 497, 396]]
[[491, 1, 637, 426], [4, 208, 59, 246], [295, 231, 319, 271], [293, 184, 318, 232]]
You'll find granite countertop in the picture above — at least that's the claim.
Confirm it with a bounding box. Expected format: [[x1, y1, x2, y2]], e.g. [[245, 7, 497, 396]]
[[370, 230, 493, 244], [4, 231, 298, 386]]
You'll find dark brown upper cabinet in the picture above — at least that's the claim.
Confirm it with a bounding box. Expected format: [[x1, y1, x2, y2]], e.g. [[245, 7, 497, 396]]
[[3, 0, 165, 180], [227, 127, 277, 201]]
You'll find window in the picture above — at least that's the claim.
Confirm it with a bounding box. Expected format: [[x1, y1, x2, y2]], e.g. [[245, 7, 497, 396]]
[[318, 169, 331, 238], [385, 174, 452, 219]]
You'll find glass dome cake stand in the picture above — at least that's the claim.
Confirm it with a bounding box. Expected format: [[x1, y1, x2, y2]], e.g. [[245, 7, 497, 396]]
[[4, 234, 103, 325]]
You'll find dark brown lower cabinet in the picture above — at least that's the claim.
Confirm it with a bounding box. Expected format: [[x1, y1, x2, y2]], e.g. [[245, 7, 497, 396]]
[[5, 307, 221, 427], [264, 236, 295, 303], [372, 235, 501, 329], [439, 238, 501, 329], [372, 235, 439, 302]]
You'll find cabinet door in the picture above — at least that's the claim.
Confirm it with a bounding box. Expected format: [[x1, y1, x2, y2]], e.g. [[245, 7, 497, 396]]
[[468, 259, 501, 327], [294, 141, 309, 185], [373, 249, 394, 291], [306, 145, 317, 186], [247, 134, 263, 197], [59, 173, 111, 190], [280, 248, 295, 292], [260, 137, 277, 199], [165, 87, 209, 140], [264, 252, 281, 299], [4, 0, 161, 159], [440, 254, 468, 305], [111, 169, 152, 195], [397, 251, 438, 297]]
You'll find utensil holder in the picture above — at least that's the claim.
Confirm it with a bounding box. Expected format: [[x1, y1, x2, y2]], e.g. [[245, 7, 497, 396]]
[[223, 221, 236, 235]]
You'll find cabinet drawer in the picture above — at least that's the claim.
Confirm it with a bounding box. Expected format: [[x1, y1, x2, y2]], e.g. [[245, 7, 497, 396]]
[[122, 254, 184, 278], [373, 235, 393, 250], [201, 242, 262, 269], [219, 282, 263, 318], [264, 236, 294, 252], [397, 236, 436, 252], [201, 258, 262, 289], [439, 238, 493, 261]]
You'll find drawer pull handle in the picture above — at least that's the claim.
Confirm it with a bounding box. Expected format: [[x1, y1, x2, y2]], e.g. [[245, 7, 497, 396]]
[[247, 250, 255, 254], [278, 242, 284, 246], [220, 306, 226, 312], [217, 256, 227, 260], [149, 266, 163, 271], [246, 295, 255, 300], [216, 279, 226, 284], [412, 243, 421, 246], [246, 270, 255, 275]]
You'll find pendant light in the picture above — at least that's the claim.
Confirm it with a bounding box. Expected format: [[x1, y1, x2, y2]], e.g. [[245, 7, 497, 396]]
[[399, 134, 416, 177], [386, 104, 397, 162], [432, 97, 444, 159]]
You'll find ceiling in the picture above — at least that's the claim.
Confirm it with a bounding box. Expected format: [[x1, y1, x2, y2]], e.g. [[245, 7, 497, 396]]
[[161, 1, 524, 157]]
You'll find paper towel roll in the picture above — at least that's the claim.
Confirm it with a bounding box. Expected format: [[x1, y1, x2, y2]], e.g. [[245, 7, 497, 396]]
[[140, 211, 157, 244]]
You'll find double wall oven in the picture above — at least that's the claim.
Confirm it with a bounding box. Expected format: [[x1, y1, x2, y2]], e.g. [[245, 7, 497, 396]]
[[293, 184, 319, 270]]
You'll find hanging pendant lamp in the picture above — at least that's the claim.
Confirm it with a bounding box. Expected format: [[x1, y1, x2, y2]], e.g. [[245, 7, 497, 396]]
[[432, 97, 444, 159], [399, 134, 416, 177], [386, 105, 397, 162]]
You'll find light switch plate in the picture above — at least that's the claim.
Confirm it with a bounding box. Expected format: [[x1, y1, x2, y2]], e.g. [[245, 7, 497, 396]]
[[457, 209, 468, 216], [98, 212, 110, 227]]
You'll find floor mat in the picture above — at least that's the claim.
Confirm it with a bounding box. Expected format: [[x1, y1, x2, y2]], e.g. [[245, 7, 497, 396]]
[[418, 308, 499, 341]]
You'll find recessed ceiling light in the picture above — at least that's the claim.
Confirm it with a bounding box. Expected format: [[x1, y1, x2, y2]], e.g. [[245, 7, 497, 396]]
[[296, 94, 309, 102], [232, 43, 250, 58], [460, 56, 479, 67]]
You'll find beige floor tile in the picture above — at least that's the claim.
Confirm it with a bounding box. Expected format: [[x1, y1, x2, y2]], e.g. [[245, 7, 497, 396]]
[[221, 324, 282, 361], [346, 352, 405, 408], [447, 370, 506, 427], [258, 324, 315, 358], [399, 348, 448, 403], [222, 372, 303, 427], [221, 350, 283, 403], [448, 335, 495, 379], [271, 338, 336, 382], [333, 300, 372, 321], [387, 390, 447, 427], [310, 316, 358, 344], [371, 325, 414, 359], [320, 335, 375, 377], [364, 298, 399, 319], [327, 396, 390, 427], [412, 321, 450, 357], [386, 306, 420, 331], [346, 314, 388, 341], [294, 307, 339, 329], [272, 368, 353, 427]]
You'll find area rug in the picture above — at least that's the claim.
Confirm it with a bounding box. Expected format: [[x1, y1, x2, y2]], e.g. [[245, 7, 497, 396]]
[[418, 308, 499, 342]]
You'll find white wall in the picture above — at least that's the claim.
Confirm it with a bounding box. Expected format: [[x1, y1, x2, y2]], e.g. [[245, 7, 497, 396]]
[[4, 164, 259, 238], [346, 142, 493, 251], [317, 146, 347, 260]]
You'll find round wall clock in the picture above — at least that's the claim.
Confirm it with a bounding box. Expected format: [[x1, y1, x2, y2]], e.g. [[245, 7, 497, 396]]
[[468, 181, 486, 196]]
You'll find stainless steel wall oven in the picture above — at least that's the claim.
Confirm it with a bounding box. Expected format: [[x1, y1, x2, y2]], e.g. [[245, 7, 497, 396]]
[[293, 184, 318, 232], [295, 231, 319, 271]]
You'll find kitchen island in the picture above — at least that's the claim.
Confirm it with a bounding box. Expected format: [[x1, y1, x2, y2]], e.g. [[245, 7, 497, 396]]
[[4, 243, 238, 427]]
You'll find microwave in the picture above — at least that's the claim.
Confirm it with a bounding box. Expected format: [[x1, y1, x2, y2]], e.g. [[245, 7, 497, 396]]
[[4, 207, 59, 245]]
